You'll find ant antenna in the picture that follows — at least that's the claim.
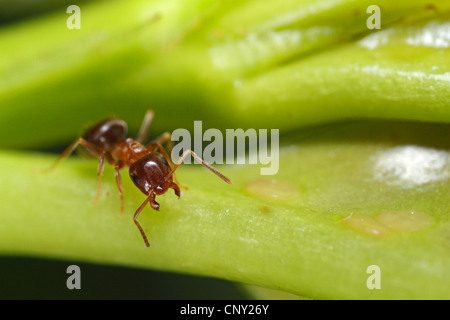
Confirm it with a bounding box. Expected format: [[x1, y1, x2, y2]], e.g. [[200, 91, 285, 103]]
[[165, 149, 231, 184]]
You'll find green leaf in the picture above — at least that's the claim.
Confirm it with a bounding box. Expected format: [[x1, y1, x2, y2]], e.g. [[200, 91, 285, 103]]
[[1, 121, 449, 299], [0, 0, 448, 148]]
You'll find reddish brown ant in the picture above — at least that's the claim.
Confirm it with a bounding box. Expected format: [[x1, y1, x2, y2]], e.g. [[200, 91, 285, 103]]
[[47, 110, 231, 247]]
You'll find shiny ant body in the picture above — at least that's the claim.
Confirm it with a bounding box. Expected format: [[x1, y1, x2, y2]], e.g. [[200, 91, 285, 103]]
[[48, 110, 231, 247]]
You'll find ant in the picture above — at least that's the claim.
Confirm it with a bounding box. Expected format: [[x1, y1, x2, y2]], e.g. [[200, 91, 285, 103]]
[[47, 110, 231, 247]]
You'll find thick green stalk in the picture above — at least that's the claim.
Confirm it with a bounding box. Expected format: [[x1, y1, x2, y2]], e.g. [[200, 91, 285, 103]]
[[232, 16, 450, 129], [0, 121, 449, 299]]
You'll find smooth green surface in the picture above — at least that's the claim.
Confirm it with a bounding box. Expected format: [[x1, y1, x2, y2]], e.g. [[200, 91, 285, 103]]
[[1, 121, 449, 299]]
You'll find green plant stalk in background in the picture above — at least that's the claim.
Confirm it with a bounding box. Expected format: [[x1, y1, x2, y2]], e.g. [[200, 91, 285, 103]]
[[0, 0, 94, 25], [0, 0, 449, 299], [0, 0, 448, 148]]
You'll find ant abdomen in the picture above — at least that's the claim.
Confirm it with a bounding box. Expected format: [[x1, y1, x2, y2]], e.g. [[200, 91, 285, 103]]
[[83, 118, 128, 152]]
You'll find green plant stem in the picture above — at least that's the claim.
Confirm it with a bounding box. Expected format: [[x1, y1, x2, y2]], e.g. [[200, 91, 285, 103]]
[[1, 121, 449, 299]]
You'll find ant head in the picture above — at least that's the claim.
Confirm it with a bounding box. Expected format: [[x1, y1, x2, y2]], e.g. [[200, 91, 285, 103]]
[[83, 118, 127, 151], [129, 153, 172, 196]]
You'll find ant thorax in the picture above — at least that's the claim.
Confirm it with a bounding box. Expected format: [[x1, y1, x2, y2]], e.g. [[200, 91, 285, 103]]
[[113, 138, 149, 167]]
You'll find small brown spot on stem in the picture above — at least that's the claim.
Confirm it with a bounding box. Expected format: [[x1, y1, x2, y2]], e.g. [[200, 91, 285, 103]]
[[244, 179, 300, 201], [374, 211, 433, 232], [425, 4, 439, 13], [342, 215, 391, 237], [260, 206, 272, 214], [341, 210, 434, 237]]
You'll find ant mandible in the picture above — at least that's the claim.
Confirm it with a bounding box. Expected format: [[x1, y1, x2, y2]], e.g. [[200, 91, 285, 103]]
[[47, 110, 231, 247]]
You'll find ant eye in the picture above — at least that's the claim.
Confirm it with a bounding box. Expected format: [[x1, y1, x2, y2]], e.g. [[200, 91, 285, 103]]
[[132, 175, 140, 185], [161, 157, 169, 166]]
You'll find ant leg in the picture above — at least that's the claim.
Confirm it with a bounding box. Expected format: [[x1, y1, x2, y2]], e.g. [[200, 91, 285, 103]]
[[147, 141, 187, 190], [45, 138, 116, 207], [149, 193, 160, 211], [147, 142, 172, 161], [136, 110, 155, 143], [92, 151, 107, 206], [150, 131, 179, 183], [115, 161, 125, 216], [165, 149, 232, 184], [133, 191, 158, 247], [133, 194, 151, 248], [44, 138, 87, 172], [150, 131, 173, 151], [170, 182, 181, 198], [44, 137, 113, 172], [146, 134, 180, 196]]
